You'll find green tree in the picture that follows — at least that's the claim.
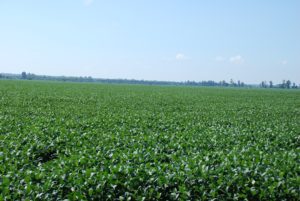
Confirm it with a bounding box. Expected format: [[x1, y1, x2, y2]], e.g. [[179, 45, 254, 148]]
[[269, 81, 273, 88], [230, 79, 236, 87], [286, 80, 291, 89], [281, 80, 286, 88], [260, 81, 267, 88], [21, 72, 27, 79]]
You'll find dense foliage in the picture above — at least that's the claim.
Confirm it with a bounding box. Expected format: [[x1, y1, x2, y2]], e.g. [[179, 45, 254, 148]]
[[0, 80, 299, 200], [1, 72, 299, 88]]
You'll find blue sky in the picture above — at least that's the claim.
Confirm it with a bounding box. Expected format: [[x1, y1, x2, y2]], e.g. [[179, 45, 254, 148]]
[[0, 0, 299, 83]]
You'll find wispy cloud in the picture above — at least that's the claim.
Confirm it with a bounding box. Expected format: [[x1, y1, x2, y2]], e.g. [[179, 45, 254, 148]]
[[281, 60, 288, 65], [83, 0, 94, 6], [176, 53, 187, 60], [229, 55, 244, 64]]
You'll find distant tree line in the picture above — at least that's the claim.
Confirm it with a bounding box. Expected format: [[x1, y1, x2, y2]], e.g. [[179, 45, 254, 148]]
[[0, 72, 299, 89], [260, 80, 298, 89]]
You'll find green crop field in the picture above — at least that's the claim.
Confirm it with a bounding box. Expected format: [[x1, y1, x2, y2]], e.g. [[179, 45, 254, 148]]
[[0, 80, 299, 200]]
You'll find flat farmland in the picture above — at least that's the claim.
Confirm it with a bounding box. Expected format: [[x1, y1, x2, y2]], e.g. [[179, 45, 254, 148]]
[[0, 80, 299, 200]]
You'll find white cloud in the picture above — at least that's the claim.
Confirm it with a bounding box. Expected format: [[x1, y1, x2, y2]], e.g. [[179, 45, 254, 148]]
[[229, 55, 244, 64], [281, 60, 288, 65], [83, 0, 94, 6], [176, 53, 187, 60], [215, 56, 225, 62]]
